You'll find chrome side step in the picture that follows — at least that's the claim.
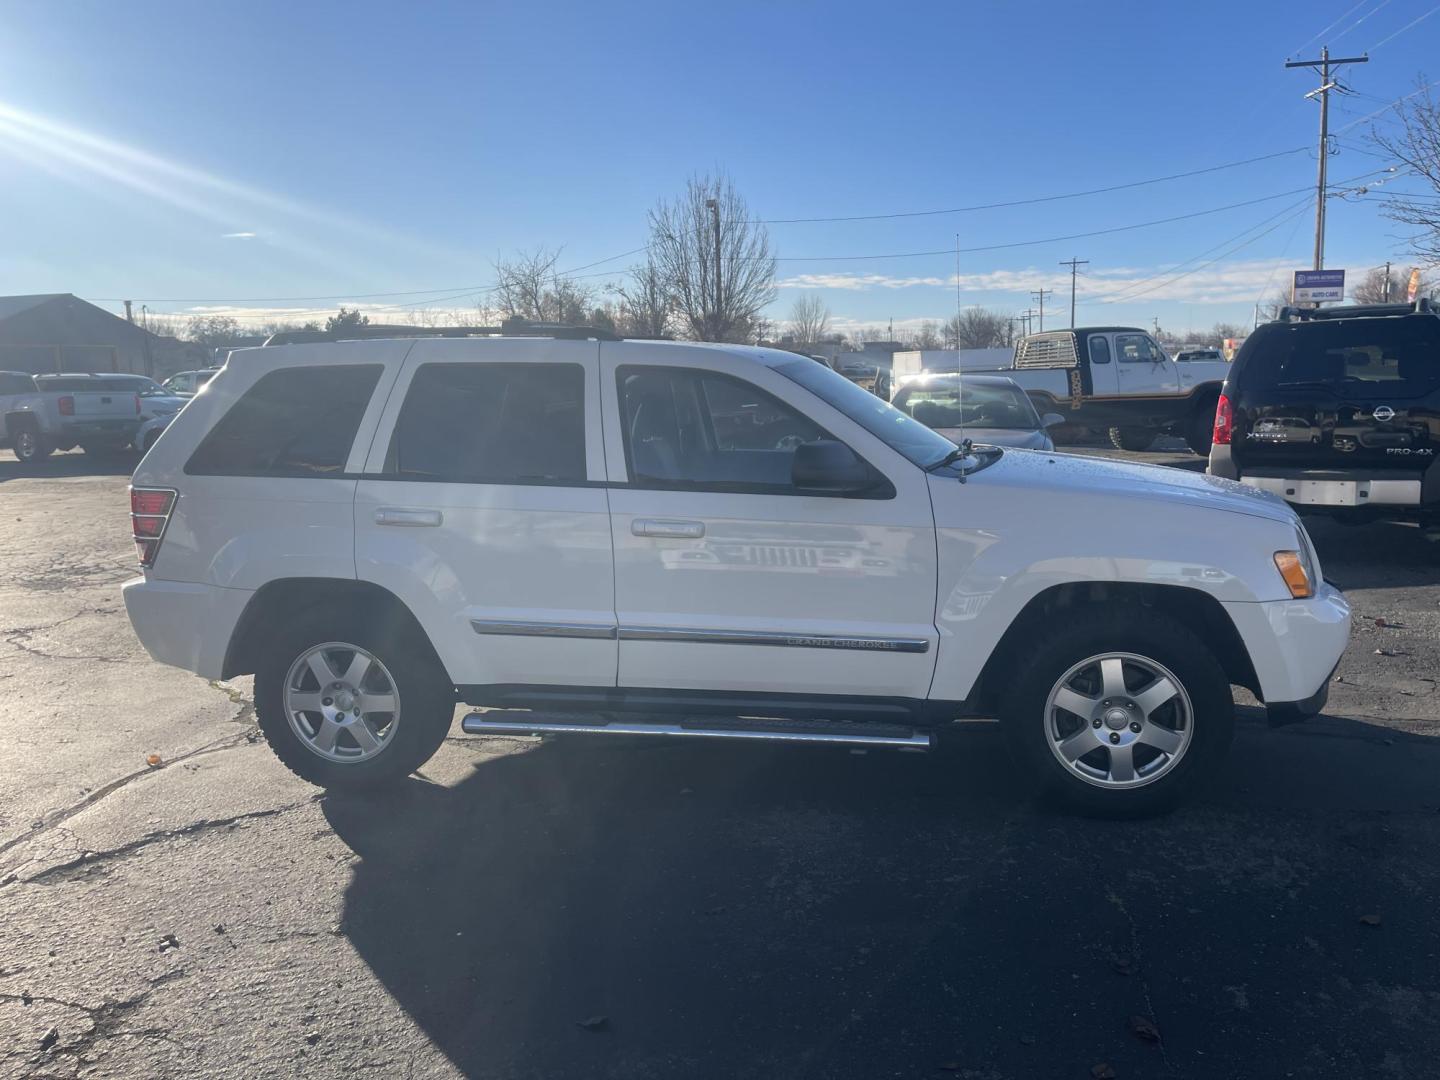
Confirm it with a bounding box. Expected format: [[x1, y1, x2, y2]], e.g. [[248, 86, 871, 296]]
[[459, 712, 932, 749]]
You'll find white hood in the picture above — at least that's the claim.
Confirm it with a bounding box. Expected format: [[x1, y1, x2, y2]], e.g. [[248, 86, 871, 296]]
[[966, 448, 1298, 526]]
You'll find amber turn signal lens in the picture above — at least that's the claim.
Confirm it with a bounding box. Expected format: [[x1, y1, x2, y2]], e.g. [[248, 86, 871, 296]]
[[1273, 551, 1313, 599]]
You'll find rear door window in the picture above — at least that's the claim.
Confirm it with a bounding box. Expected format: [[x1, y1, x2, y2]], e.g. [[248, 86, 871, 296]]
[[1238, 318, 1440, 400], [186, 365, 382, 476], [386, 362, 586, 484], [1088, 336, 1112, 365]]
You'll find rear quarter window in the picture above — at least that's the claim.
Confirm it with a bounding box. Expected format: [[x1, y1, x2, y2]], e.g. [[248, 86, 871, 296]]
[[1236, 317, 1440, 400], [185, 364, 382, 477]]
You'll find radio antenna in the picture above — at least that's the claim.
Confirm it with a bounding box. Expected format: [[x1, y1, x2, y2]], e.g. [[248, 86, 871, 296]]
[[954, 232, 969, 459]]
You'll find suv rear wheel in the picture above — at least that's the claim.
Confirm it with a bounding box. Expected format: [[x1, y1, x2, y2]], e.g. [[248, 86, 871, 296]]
[[1001, 609, 1234, 816], [1185, 398, 1218, 456], [255, 615, 455, 789]]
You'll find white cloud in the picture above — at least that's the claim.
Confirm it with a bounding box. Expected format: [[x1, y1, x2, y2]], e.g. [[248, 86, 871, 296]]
[[221, 231, 257, 239], [780, 258, 1305, 306]]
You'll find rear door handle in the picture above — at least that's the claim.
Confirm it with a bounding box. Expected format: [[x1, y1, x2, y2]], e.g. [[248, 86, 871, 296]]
[[632, 518, 705, 539], [375, 507, 443, 528]]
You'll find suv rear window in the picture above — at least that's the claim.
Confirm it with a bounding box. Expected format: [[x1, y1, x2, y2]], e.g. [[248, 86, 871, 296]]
[[186, 365, 381, 477], [386, 362, 586, 484], [1238, 317, 1440, 400]]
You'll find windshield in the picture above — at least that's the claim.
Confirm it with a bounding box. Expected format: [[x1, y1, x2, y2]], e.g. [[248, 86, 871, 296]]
[[774, 357, 957, 467], [893, 379, 1041, 431]]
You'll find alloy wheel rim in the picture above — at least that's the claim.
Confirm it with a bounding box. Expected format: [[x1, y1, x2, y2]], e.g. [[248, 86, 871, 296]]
[[15, 431, 35, 458], [283, 642, 400, 764], [1044, 651, 1194, 790]]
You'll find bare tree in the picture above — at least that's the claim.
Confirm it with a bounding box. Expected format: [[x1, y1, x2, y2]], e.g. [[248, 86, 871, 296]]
[[614, 258, 673, 338], [1351, 265, 1431, 303], [1370, 85, 1440, 266], [646, 172, 776, 342], [942, 308, 1010, 349], [185, 315, 248, 345], [493, 247, 595, 324], [912, 321, 942, 350], [787, 294, 830, 346], [1259, 290, 1292, 322]]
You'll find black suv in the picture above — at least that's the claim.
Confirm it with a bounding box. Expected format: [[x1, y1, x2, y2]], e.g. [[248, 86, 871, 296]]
[[1209, 300, 1439, 524]]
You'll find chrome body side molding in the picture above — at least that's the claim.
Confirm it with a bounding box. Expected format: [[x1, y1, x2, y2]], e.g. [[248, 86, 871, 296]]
[[471, 619, 930, 653]]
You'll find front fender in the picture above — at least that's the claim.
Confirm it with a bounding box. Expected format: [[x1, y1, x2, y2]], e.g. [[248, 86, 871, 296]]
[[927, 478, 1294, 702]]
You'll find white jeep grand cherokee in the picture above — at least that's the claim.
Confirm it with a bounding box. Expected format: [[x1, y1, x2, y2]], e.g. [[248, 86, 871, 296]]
[[123, 330, 1349, 814]]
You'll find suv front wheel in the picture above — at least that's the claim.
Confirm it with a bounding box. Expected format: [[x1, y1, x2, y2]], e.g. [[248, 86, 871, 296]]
[[255, 616, 455, 789], [1001, 609, 1234, 816]]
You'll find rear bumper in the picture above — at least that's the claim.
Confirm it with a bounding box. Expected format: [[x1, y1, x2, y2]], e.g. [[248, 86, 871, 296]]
[[1222, 582, 1350, 719], [123, 576, 253, 679], [60, 419, 140, 442]]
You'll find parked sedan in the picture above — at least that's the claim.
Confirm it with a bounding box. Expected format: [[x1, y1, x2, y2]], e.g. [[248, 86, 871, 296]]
[[891, 373, 1064, 450]]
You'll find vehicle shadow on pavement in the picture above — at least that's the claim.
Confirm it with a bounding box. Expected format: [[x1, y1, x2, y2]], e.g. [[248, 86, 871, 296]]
[[325, 714, 1440, 1079], [0, 451, 135, 483]]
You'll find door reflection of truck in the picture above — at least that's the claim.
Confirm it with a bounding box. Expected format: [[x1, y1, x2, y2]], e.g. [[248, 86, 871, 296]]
[[891, 328, 1229, 455]]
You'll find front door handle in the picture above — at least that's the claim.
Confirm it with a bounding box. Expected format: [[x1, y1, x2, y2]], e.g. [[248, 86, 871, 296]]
[[375, 507, 443, 528], [632, 518, 705, 539]]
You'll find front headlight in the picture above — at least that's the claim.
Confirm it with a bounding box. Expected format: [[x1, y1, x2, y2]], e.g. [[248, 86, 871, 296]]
[[1274, 524, 1317, 599]]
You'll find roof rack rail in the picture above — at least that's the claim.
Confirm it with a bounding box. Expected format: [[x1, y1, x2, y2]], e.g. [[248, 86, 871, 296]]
[[1278, 297, 1435, 322], [263, 318, 620, 347]]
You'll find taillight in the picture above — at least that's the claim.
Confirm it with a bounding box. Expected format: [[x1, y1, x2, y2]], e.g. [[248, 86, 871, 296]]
[[134, 394, 142, 415], [1212, 393, 1233, 446], [58, 395, 74, 416], [130, 487, 177, 568]]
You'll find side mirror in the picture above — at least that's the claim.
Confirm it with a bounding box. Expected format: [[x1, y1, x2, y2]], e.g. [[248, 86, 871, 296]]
[[792, 439, 871, 494], [1041, 413, 1066, 429]]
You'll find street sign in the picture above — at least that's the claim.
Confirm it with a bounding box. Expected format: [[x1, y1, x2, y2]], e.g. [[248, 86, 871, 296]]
[[1292, 269, 1346, 304]]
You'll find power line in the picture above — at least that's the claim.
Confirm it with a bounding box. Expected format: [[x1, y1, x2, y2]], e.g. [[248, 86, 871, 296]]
[[1368, 2, 1440, 49], [769, 176, 1394, 263], [747, 147, 1311, 224], [1330, 0, 1393, 45], [1293, 0, 1372, 56]]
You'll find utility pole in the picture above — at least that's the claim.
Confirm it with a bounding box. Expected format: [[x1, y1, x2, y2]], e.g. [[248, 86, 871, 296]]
[[1287, 46, 1368, 270], [1019, 308, 1037, 336], [1030, 288, 1053, 332], [1383, 260, 1392, 301], [1152, 316, 1161, 336], [705, 197, 722, 339], [123, 300, 134, 323], [1059, 258, 1088, 328]]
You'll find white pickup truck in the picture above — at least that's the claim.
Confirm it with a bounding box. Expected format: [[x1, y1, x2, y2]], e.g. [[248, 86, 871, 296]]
[[122, 327, 1349, 815], [893, 328, 1231, 454], [0, 371, 144, 463]]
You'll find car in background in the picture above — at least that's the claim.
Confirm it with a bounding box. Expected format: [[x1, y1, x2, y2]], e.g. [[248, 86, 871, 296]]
[[1176, 348, 1226, 363], [92, 373, 189, 422], [892, 373, 1064, 451], [1209, 300, 1439, 528], [133, 413, 175, 454], [161, 368, 221, 396]]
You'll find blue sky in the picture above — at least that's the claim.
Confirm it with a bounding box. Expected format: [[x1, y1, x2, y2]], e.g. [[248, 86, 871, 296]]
[[0, 0, 1436, 338]]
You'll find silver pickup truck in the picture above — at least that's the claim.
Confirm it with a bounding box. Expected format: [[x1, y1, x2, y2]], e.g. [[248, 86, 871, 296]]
[[0, 371, 144, 463]]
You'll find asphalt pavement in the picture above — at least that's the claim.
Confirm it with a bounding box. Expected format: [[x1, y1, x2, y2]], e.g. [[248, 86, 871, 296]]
[[1, 447, 1437, 1080]]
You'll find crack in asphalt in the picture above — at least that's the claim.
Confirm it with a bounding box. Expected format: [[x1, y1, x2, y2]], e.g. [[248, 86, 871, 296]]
[[11, 799, 318, 887], [5, 968, 199, 1070], [1107, 887, 1172, 1071], [0, 722, 262, 872]]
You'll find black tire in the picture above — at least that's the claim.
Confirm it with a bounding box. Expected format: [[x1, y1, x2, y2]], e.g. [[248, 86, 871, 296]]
[[1000, 608, 1235, 817], [10, 423, 51, 464], [142, 429, 162, 452], [255, 611, 455, 790], [1108, 426, 1155, 452], [1185, 399, 1218, 457]]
